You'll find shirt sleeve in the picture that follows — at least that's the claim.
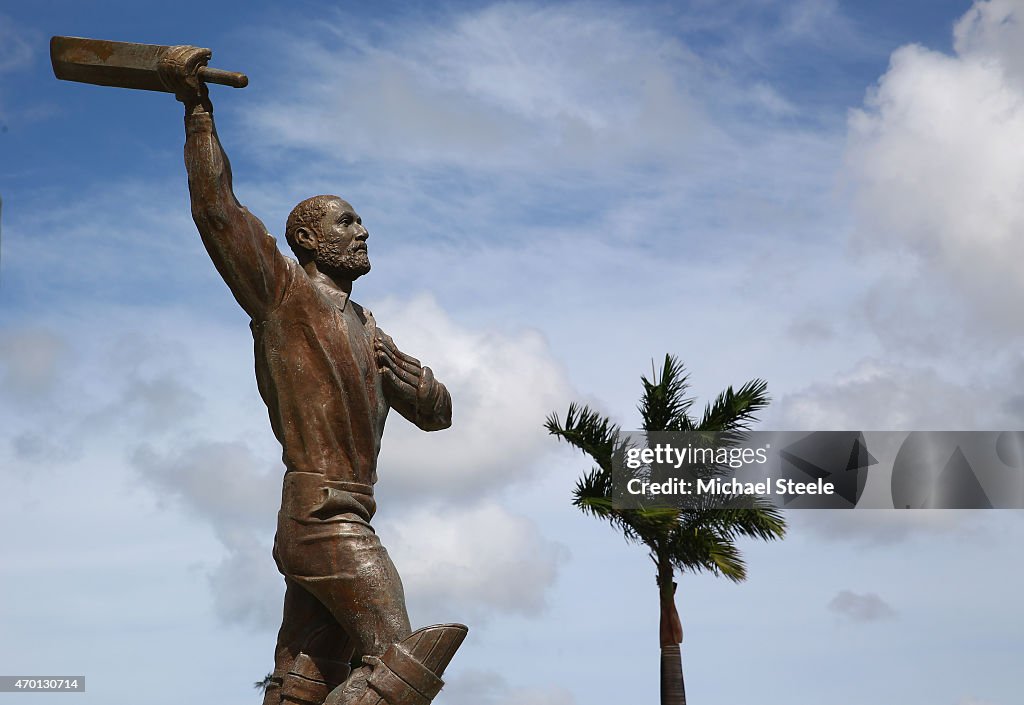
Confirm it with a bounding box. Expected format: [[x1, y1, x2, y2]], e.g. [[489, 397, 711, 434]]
[[185, 110, 293, 319]]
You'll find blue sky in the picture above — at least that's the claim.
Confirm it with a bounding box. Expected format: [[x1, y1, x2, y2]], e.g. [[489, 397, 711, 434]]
[[2, 2, 1023, 705]]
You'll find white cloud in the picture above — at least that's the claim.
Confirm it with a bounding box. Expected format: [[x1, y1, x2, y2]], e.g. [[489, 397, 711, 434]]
[[208, 530, 283, 630], [0, 322, 205, 472], [373, 294, 574, 501], [381, 501, 567, 622], [778, 0, 845, 42], [953, 0, 1024, 82], [247, 4, 710, 172], [827, 589, 896, 622], [773, 358, 1019, 431], [132, 441, 281, 533], [750, 81, 798, 116], [113, 374, 203, 431], [131, 440, 283, 628], [845, 0, 1024, 335]]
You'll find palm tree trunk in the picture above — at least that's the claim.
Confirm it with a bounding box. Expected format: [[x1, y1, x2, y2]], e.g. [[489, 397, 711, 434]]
[[661, 644, 685, 705], [657, 554, 686, 705]]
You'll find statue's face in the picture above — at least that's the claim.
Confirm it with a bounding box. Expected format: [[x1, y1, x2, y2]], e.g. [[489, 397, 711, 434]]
[[315, 197, 370, 279]]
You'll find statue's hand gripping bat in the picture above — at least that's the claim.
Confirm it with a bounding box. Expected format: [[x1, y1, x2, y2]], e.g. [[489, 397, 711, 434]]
[[50, 36, 247, 93]]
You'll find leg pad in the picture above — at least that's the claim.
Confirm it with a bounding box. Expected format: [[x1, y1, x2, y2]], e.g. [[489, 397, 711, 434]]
[[282, 652, 352, 705]]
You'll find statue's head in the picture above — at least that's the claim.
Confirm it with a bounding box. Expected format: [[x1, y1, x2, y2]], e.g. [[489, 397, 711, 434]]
[[285, 195, 370, 280]]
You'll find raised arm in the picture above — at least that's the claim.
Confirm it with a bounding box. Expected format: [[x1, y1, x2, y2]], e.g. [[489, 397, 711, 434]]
[[375, 330, 452, 431], [163, 47, 289, 319]]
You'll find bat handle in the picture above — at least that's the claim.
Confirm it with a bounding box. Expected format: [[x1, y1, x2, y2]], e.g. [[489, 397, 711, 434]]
[[198, 66, 248, 89]]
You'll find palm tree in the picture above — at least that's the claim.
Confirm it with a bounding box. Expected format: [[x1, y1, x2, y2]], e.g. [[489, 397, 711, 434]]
[[545, 355, 786, 705]]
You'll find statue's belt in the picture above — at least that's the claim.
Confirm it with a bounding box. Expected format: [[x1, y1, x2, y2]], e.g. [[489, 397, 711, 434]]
[[281, 471, 377, 524]]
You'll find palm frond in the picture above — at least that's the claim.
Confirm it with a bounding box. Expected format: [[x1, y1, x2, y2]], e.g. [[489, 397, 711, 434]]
[[696, 378, 770, 445], [639, 354, 694, 432], [664, 525, 748, 582], [700, 501, 787, 544], [684, 495, 786, 545], [546, 402, 620, 472], [702, 534, 747, 582], [572, 467, 681, 547], [572, 467, 615, 519]]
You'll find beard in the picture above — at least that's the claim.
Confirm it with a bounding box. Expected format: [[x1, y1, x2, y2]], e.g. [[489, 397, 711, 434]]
[[316, 241, 371, 279]]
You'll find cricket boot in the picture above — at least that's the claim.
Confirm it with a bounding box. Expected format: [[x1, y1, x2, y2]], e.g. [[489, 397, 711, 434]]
[[323, 623, 468, 705]]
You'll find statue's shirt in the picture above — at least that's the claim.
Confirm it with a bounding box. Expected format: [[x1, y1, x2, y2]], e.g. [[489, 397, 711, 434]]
[[250, 255, 386, 524], [252, 260, 386, 482]]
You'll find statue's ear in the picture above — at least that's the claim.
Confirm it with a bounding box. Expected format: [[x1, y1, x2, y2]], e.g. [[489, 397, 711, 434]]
[[294, 226, 317, 253]]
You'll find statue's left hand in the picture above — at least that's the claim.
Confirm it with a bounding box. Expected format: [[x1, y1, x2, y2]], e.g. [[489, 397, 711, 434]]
[[375, 330, 423, 403]]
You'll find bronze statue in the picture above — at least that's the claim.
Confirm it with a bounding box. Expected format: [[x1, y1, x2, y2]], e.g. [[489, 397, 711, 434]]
[[51, 37, 468, 705]]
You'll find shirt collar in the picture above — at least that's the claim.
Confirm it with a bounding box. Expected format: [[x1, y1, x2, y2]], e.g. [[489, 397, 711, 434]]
[[313, 277, 351, 312]]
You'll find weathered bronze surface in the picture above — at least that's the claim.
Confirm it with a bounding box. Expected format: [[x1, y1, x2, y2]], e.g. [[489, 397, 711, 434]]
[[52, 38, 467, 705], [51, 37, 248, 92]]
